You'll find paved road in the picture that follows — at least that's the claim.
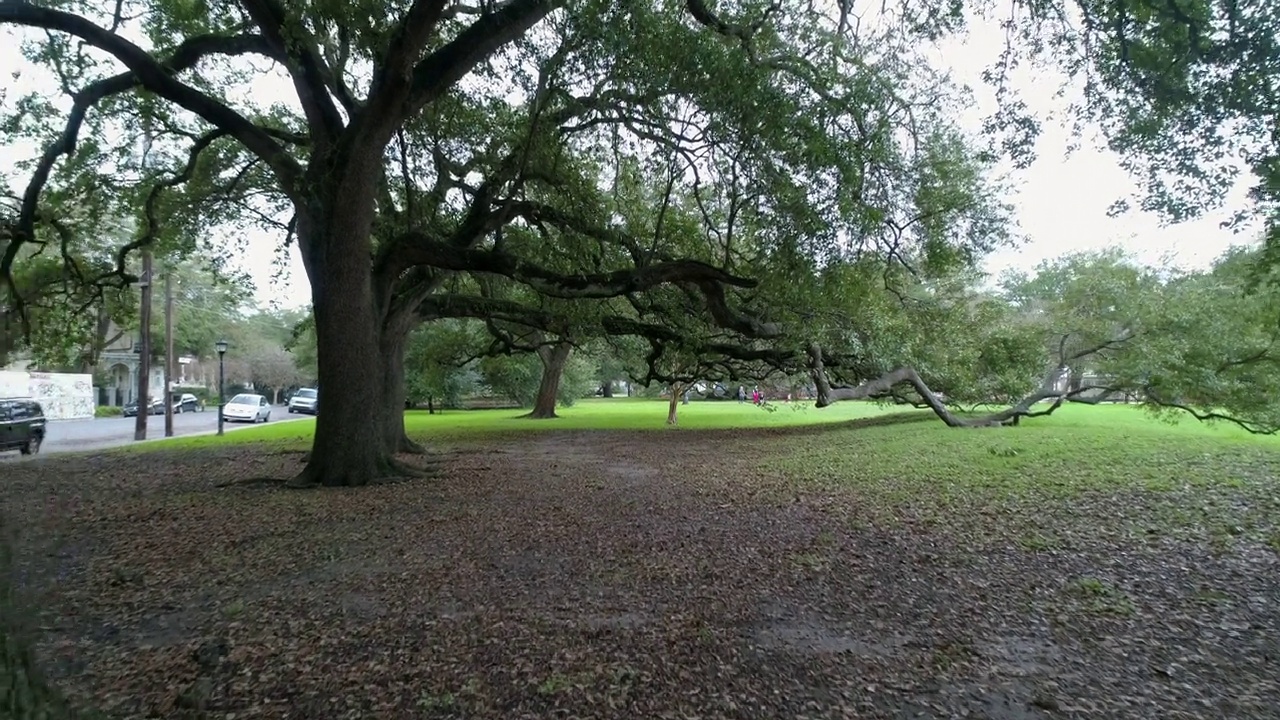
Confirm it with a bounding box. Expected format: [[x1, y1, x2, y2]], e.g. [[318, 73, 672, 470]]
[[23, 404, 302, 455]]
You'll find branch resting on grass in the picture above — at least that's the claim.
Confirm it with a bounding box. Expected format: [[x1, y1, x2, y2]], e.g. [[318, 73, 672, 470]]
[[806, 343, 1125, 427], [1141, 387, 1280, 435]]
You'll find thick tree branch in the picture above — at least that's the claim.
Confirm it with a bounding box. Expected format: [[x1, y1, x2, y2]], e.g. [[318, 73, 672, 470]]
[[405, 0, 558, 116], [358, 0, 450, 143], [393, 234, 760, 305], [807, 343, 1126, 428], [0, 31, 285, 284], [0, 4, 303, 194], [238, 0, 346, 141]]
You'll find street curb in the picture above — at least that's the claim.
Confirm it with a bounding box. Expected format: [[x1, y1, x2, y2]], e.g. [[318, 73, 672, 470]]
[[40, 413, 311, 456]]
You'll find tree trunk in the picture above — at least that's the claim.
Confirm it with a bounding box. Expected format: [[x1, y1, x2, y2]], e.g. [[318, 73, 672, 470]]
[[377, 321, 426, 454], [666, 389, 681, 425], [526, 342, 572, 419], [601, 381, 613, 398], [290, 176, 399, 487]]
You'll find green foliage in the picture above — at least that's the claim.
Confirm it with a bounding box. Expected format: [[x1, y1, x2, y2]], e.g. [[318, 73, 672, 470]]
[[558, 351, 600, 407], [478, 354, 542, 407], [1, 221, 137, 371], [771, 401, 1280, 552], [404, 320, 482, 409], [94, 405, 122, 417], [1000, 245, 1280, 432]]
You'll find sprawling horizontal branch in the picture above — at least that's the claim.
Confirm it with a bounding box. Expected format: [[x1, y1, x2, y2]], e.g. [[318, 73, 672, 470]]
[[807, 343, 1124, 428], [414, 289, 797, 386], [418, 293, 566, 332], [393, 233, 758, 298], [1142, 387, 1279, 435]]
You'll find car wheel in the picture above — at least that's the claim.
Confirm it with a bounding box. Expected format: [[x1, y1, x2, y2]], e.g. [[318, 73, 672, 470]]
[[263, 413, 271, 423], [20, 435, 41, 456]]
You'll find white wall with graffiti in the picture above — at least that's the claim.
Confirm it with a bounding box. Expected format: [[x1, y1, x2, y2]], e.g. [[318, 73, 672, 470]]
[[0, 371, 95, 420]]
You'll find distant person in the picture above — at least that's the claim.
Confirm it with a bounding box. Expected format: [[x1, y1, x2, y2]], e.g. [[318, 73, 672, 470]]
[[737, 386, 746, 403]]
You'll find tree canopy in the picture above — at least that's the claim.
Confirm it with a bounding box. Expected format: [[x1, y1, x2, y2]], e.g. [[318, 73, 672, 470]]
[[1, 0, 1277, 485]]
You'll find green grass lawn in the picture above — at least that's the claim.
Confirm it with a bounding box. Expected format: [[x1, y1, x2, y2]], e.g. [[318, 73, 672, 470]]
[[130, 397, 901, 452], [761, 401, 1280, 553], [129, 396, 1280, 454]]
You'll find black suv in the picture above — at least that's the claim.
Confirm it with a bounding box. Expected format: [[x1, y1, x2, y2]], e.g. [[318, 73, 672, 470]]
[[0, 398, 46, 456]]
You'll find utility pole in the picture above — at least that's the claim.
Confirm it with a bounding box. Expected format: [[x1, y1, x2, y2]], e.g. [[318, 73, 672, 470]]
[[163, 268, 175, 437], [134, 250, 153, 442]]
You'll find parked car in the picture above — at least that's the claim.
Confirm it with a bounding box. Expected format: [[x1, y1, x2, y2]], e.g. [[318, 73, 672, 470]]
[[0, 398, 46, 455], [287, 387, 318, 415], [222, 393, 272, 423], [121, 398, 165, 417], [171, 393, 201, 413]]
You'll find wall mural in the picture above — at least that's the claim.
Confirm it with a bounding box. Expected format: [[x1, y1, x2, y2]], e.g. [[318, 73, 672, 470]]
[[0, 370, 95, 420]]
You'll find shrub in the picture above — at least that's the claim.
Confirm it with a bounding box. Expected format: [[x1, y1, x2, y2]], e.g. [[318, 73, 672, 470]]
[[94, 405, 123, 418]]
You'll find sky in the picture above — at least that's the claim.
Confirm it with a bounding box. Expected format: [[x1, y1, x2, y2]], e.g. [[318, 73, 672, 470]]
[[0, 8, 1260, 311]]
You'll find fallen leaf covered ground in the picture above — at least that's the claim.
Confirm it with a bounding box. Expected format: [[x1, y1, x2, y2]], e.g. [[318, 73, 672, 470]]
[[3, 419, 1279, 719]]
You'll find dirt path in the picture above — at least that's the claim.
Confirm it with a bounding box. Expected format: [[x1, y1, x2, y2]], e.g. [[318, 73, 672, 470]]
[[3, 431, 1277, 718]]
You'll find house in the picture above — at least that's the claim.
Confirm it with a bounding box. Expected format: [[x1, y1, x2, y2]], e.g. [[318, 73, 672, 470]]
[[96, 322, 210, 406], [5, 320, 212, 407]]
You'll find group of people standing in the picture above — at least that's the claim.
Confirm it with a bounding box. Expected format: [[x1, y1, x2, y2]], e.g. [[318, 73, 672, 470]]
[[736, 386, 764, 405]]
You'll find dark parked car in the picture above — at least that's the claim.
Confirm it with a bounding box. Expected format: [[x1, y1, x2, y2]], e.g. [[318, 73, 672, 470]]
[[0, 398, 46, 455], [121, 398, 165, 417], [171, 393, 202, 413]]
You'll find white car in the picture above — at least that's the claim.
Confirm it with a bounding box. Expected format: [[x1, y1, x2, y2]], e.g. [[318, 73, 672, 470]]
[[222, 393, 272, 423], [287, 387, 318, 415]]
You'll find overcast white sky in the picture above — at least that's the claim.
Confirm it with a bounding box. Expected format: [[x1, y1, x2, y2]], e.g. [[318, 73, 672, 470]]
[[0, 10, 1258, 310]]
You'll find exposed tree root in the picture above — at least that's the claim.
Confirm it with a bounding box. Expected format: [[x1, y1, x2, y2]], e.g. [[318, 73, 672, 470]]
[[283, 450, 441, 489], [521, 409, 559, 419], [397, 434, 429, 454]]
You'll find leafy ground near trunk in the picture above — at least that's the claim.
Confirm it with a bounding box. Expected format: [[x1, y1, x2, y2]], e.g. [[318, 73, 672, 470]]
[[3, 405, 1279, 718]]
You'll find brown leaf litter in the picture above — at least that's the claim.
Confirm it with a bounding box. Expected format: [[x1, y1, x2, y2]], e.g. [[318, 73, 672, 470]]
[[2, 431, 1277, 719]]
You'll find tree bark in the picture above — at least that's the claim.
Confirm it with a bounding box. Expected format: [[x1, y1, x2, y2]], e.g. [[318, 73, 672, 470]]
[[666, 386, 683, 425], [526, 341, 572, 419], [377, 318, 426, 454], [290, 169, 399, 487], [601, 381, 613, 397]]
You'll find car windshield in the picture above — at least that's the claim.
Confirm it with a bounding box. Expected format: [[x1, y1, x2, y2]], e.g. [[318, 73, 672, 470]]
[[229, 394, 259, 405], [295, 389, 317, 398]]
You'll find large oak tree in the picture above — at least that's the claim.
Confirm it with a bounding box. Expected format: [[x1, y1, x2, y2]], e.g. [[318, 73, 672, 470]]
[[3, 0, 1274, 486]]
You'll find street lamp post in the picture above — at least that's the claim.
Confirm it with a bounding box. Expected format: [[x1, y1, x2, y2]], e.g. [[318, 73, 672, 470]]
[[215, 339, 228, 436]]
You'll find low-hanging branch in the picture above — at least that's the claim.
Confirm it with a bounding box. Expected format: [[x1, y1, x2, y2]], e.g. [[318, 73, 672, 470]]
[[5, 127, 233, 341], [414, 290, 797, 382], [806, 343, 1130, 427], [1141, 386, 1280, 435]]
